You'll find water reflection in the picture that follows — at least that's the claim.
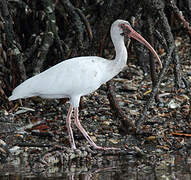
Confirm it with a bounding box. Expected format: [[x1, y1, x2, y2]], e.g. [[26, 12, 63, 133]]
[[1, 154, 191, 179]]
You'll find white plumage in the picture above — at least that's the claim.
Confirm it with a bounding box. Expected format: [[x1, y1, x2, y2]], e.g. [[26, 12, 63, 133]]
[[9, 56, 116, 107], [9, 20, 162, 150]]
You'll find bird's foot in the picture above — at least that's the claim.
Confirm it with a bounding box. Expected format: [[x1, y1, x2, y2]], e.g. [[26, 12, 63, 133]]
[[94, 145, 121, 151], [71, 144, 77, 150]]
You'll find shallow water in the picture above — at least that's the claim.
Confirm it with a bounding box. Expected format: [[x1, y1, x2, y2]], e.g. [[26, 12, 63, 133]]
[[1, 154, 191, 180]]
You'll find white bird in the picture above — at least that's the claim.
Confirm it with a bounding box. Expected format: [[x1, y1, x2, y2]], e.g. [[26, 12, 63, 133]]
[[9, 19, 162, 150]]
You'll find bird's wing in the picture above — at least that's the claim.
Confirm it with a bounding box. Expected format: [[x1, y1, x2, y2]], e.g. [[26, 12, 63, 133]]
[[9, 56, 109, 100]]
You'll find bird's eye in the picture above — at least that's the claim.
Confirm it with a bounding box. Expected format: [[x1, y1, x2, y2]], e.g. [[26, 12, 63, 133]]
[[119, 24, 131, 36], [119, 24, 125, 29]]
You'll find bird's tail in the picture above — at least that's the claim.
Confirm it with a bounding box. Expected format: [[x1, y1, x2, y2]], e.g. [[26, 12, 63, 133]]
[[8, 95, 19, 101]]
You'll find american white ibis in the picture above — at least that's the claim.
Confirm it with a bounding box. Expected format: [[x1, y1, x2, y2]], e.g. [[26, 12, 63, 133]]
[[9, 20, 162, 150]]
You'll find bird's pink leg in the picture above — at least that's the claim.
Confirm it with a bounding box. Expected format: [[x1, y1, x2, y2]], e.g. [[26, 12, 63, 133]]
[[66, 105, 76, 149], [74, 107, 120, 150]]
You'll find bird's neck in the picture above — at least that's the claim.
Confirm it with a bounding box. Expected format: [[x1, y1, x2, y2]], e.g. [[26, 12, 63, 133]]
[[100, 32, 128, 84], [113, 39, 127, 66], [109, 35, 127, 77]]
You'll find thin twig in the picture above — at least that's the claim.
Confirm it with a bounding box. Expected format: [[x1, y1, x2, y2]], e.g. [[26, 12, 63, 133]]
[[167, 0, 191, 35]]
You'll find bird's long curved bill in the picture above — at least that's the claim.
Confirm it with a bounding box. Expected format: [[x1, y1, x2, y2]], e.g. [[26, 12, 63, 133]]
[[126, 26, 163, 69]]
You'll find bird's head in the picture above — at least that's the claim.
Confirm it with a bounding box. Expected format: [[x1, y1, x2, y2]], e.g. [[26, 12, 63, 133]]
[[112, 19, 163, 69]]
